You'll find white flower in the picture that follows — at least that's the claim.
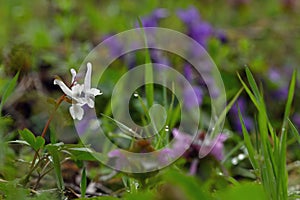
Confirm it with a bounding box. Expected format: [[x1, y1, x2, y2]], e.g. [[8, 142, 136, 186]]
[[54, 62, 102, 120]]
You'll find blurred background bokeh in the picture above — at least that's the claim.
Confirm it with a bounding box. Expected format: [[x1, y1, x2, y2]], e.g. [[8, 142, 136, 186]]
[[1, 0, 299, 136], [1, 0, 300, 196]]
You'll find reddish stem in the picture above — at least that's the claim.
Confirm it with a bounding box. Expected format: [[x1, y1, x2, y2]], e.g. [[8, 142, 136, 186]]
[[26, 80, 75, 185], [29, 94, 66, 174], [41, 94, 66, 138]]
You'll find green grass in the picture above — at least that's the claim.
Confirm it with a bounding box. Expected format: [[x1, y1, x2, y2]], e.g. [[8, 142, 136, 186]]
[[238, 68, 297, 200]]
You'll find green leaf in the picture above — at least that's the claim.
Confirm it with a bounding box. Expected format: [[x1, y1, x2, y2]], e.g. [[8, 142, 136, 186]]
[[222, 141, 243, 164], [238, 68, 284, 199], [0, 180, 30, 200], [75, 197, 119, 200], [245, 68, 260, 102], [18, 129, 45, 151], [210, 87, 243, 139], [278, 126, 288, 200], [47, 144, 65, 191], [163, 170, 211, 200], [275, 71, 296, 200], [63, 146, 107, 162], [238, 108, 259, 171], [33, 136, 45, 151], [124, 191, 155, 200], [237, 72, 259, 109], [216, 182, 267, 200], [19, 129, 36, 148], [282, 70, 297, 129], [80, 167, 87, 198], [8, 140, 30, 146], [137, 17, 154, 108], [288, 119, 300, 144], [0, 71, 19, 116], [100, 114, 141, 139], [49, 125, 57, 144]]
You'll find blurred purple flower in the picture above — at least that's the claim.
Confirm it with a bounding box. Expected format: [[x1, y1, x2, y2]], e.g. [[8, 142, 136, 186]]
[[268, 68, 290, 101], [273, 87, 289, 100], [177, 6, 201, 26], [230, 98, 254, 133], [292, 114, 300, 129], [103, 35, 124, 58], [201, 75, 221, 98], [183, 63, 205, 111], [189, 159, 199, 175], [269, 68, 281, 81], [108, 148, 175, 170], [178, 6, 228, 48], [102, 35, 139, 68], [231, 97, 246, 114], [189, 22, 213, 47], [177, 7, 213, 47], [150, 49, 170, 68], [197, 134, 228, 161], [235, 116, 253, 133], [108, 149, 130, 171], [107, 128, 227, 173], [216, 30, 228, 44], [183, 85, 203, 110], [138, 8, 168, 27], [158, 148, 175, 165], [171, 129, 228, 161], [184, 64, 193, 81], [209, 134, 228, 161], [108, 149, 123, 158], [172, 129, 193, 153]]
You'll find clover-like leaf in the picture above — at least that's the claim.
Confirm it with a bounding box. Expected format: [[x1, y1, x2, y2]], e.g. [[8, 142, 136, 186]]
[[33, 136, 45, 151], [18, 129, 45, 151], [19, 129, 36, 148]]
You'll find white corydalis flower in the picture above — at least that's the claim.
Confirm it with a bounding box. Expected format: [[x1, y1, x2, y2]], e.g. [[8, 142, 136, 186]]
[[54, 62, 102, 120]]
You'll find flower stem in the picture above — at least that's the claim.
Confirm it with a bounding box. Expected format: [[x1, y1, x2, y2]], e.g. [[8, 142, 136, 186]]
[[24, 94, 66, 185], [41, 94, 66, 138]]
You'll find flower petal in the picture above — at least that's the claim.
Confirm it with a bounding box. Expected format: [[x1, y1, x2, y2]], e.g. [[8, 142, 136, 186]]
[[84, 62, 92, 91], [86, 97, 94, 108], [189, 159, 199, 175], [70, 84, 86, 104], [69, 104, 84, 120], [72, 84, 84, 96], [70, 68, 77, 83], [53, 79, 73, 97], [87, 88, 102, 96]]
